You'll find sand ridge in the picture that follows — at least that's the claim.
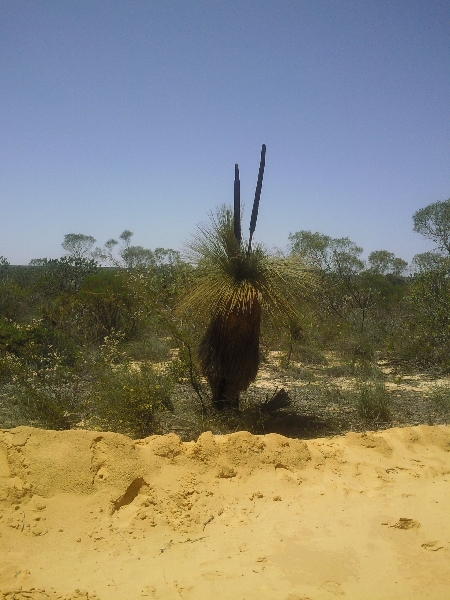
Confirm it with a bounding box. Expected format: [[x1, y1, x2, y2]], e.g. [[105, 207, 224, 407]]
[[1, 425, 449, 599]]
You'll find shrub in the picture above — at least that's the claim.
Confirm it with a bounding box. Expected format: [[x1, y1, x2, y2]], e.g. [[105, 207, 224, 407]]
[[0, 318, 66, 365], [391, 264, 450, 371], [36, 256, 99, 295], [429, 384, 450, 413], [77, 270, 141, 341], [0, 282, 32, 322], [353, 379, 390, 421], [90, 360, 173, 438], [1, 351, 85, 430]]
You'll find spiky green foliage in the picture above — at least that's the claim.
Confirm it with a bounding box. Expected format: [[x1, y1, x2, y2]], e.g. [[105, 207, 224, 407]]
[[181, 206, 314, 409]]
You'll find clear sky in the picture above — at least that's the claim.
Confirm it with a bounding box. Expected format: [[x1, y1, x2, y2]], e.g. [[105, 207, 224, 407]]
[[1, 1, 449, 265]]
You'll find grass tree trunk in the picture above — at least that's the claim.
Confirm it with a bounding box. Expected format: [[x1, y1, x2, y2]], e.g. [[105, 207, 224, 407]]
[[199, 288, 261, 410]]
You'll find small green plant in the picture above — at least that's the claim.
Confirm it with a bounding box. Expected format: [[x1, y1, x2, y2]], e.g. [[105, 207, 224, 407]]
[[326, 363, 356, 378], [1, 350, 86, 430], [281, 362, 316, 382], [353, 379, 391, 421], [353, 360, 384, 380], [287, 344, 327, 366], [393, 375, 404, 386], [429, 384, 450, 412], [89, 336, 174, 437]]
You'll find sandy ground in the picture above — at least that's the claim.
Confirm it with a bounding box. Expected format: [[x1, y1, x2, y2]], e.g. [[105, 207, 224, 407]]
[[1, 425, 449, 600]]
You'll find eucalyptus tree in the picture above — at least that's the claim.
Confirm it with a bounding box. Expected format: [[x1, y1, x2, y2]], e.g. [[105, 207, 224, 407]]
[[413, 198, 450, 255], [289, 231, 408, 362], [62, 234, 97, 259], [367, 251, 408, 277], [411, 251, 448, 273], [0, 256, 9, 281]]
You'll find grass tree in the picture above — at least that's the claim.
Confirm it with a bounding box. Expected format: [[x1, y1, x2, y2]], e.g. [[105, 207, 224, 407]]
[[181, 146, 313, 410]]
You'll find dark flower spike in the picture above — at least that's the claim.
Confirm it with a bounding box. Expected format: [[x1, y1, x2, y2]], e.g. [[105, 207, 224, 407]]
[[234, 164, 241, 245], [248, 144, 266, 255]]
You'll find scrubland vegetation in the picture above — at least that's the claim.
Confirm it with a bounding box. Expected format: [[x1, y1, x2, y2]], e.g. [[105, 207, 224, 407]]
[[2, 197, 450, 440]]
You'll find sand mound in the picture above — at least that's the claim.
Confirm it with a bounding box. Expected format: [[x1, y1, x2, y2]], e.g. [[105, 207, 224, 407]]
[[1, 425, 449, 599]]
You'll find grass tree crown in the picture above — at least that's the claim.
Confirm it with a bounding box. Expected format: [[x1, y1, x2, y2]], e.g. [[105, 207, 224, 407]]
[[181, 206, 314, 410], [182, 206, 312, 322]]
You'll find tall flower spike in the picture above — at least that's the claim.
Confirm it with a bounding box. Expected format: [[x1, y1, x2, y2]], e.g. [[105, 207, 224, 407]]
[[248, 144, 266, 255], [234, 164, 241, 245]]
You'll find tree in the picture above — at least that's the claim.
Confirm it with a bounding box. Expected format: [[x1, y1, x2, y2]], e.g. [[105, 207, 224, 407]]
[[288, 231, 365, 275], [113, 230, 155, 269], [181, 206, 312, 410], [29, 258, 48, 267], [100, 231, 181, 271], [62, 234, 97, 259], [367, 250, 408, 277], [395, 262, 450, 371], [119, 230, 134, 249], [121, 246, 155, 269], [411, 251, 448, 273], [153, 248, 182, 268], [289, 231, 369, 330], [413, 199, 450, 254], [102, 238, 119, 264], [289, 232, 407, 360], [0, 256, 9, 282]]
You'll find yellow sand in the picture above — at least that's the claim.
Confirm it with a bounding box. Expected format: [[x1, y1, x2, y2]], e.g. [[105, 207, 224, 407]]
[[1, 425, 449, 600]]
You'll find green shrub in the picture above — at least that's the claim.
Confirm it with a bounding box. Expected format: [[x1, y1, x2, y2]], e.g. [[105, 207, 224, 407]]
[[0, 318, 61, 364], [280, 362, 316, 382], [429, 384, 450, 412], [36, 256, 99, 295], [0, 282, 32, 321], [77, 270, 141, 341], [353, 379, 390, 421], [1, 351, 85, 430], [91, 361, 173, 438], [391, 265, 450, 372]]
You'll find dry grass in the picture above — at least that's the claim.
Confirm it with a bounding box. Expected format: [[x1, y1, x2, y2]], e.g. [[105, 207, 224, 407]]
[[2, 349, 449, 441], [156, 350, 450, 441]]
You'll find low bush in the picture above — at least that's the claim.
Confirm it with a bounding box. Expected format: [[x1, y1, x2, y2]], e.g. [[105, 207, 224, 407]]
[[0, 351, 86, 430], [429, 384, 450, 413], [352, 379, 390, 422], [90, 361, 173, 438], [390, 265, 450, 372]]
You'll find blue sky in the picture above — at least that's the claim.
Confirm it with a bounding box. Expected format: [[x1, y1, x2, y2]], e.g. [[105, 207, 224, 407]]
[[1, 1, 449, 265]]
